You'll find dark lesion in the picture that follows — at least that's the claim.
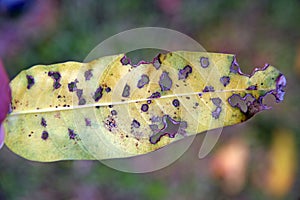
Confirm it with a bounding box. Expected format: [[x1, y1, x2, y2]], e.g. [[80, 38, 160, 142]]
[[246, 85, 257, 90], [211, 97, 222, 107], [122, 84, 131, 98], [68, 79, 78, 92], [76, 89, 86, 105], [41, 117, 47, 127], [212, 107, 222, 119], [120, 55, 130, 65], [26, 75, 35, 89], [228, 94, 267, 118], [41, 131, 49, 140], [131, 119, 141, 128], [153, 56, 161, 69], [68, 128, 78, 140], [211, 97, 222, 119], [149, 115, 187, 144], [141, 104, 149, 112], [137, 74, 150, 89], [220, 76, 230, 87], [149, 92, 161, 99], [172, 99, 180, 107], [200, 57, 209, 68], [203, 86, 215, 92], [48, 71, 62, 89], [84, 69, 93, 81], [93, 86, 103, 102], [178, 65, 192, 80], [159, 71, 172, 91]]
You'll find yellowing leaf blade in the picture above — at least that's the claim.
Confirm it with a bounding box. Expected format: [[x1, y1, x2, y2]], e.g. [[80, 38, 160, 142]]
[[4, 51, 286, 161]]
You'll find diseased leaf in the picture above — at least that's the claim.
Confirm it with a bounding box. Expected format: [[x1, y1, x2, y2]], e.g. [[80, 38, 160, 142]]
[[4, 51, 286, 161]]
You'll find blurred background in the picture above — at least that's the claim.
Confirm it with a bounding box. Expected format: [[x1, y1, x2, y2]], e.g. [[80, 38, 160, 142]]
[[0, 0, 299, 199]]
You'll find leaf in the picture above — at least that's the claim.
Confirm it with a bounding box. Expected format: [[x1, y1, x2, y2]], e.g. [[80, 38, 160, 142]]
[[3, 51, 286, 161], [265, 129, 296, 197]]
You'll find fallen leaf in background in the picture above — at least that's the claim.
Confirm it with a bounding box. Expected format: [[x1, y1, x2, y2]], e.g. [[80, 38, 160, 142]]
[[4, 51, 286, 161], [210, 137, 249, 195], [0, 59, 12, 149], [265, 129, 297, 198]]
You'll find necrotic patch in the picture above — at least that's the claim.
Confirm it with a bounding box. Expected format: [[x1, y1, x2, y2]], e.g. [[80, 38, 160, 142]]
[[137, 75, 149, 88], [84, 69, 93, 81], [122, 84, 130, 98], [41, 131, 49, 140], [200, 57, 209, 68], [230, 56, 240, 73], [68, 80, 78, 92], [48, 71, 61, 89], [141, 104, 149, 112], [78, 98, 86, 105], [203, 86, 215, 92], [220, 76, 230, 87], [93, 86, 103, 102], [228, 94, 267, 118], [131, 119, 140, 128], [68, 128, 77, 140], [172, 99, 180, 107], [159, 71, 172, 91], [149, 115, 187, 144], [26, 75, 35, 89], [246, 85, 257, 90], [153, 56, 161, 69], [212, 107, 222, 119], [178, 65, 192, 80], [76, 89, 83, 99], [41, 117, 47, 127], [211, 98, 222, 107], [149, 92, 161, 99], [76, 89, 86, 105]]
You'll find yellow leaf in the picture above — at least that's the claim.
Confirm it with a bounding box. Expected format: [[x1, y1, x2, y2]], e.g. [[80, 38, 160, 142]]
[[4, 51, 286, 161], [266, 129, 297, 197]]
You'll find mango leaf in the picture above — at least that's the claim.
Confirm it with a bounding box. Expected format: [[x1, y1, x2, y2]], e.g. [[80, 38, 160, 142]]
[[4, 51, 286, 161]]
